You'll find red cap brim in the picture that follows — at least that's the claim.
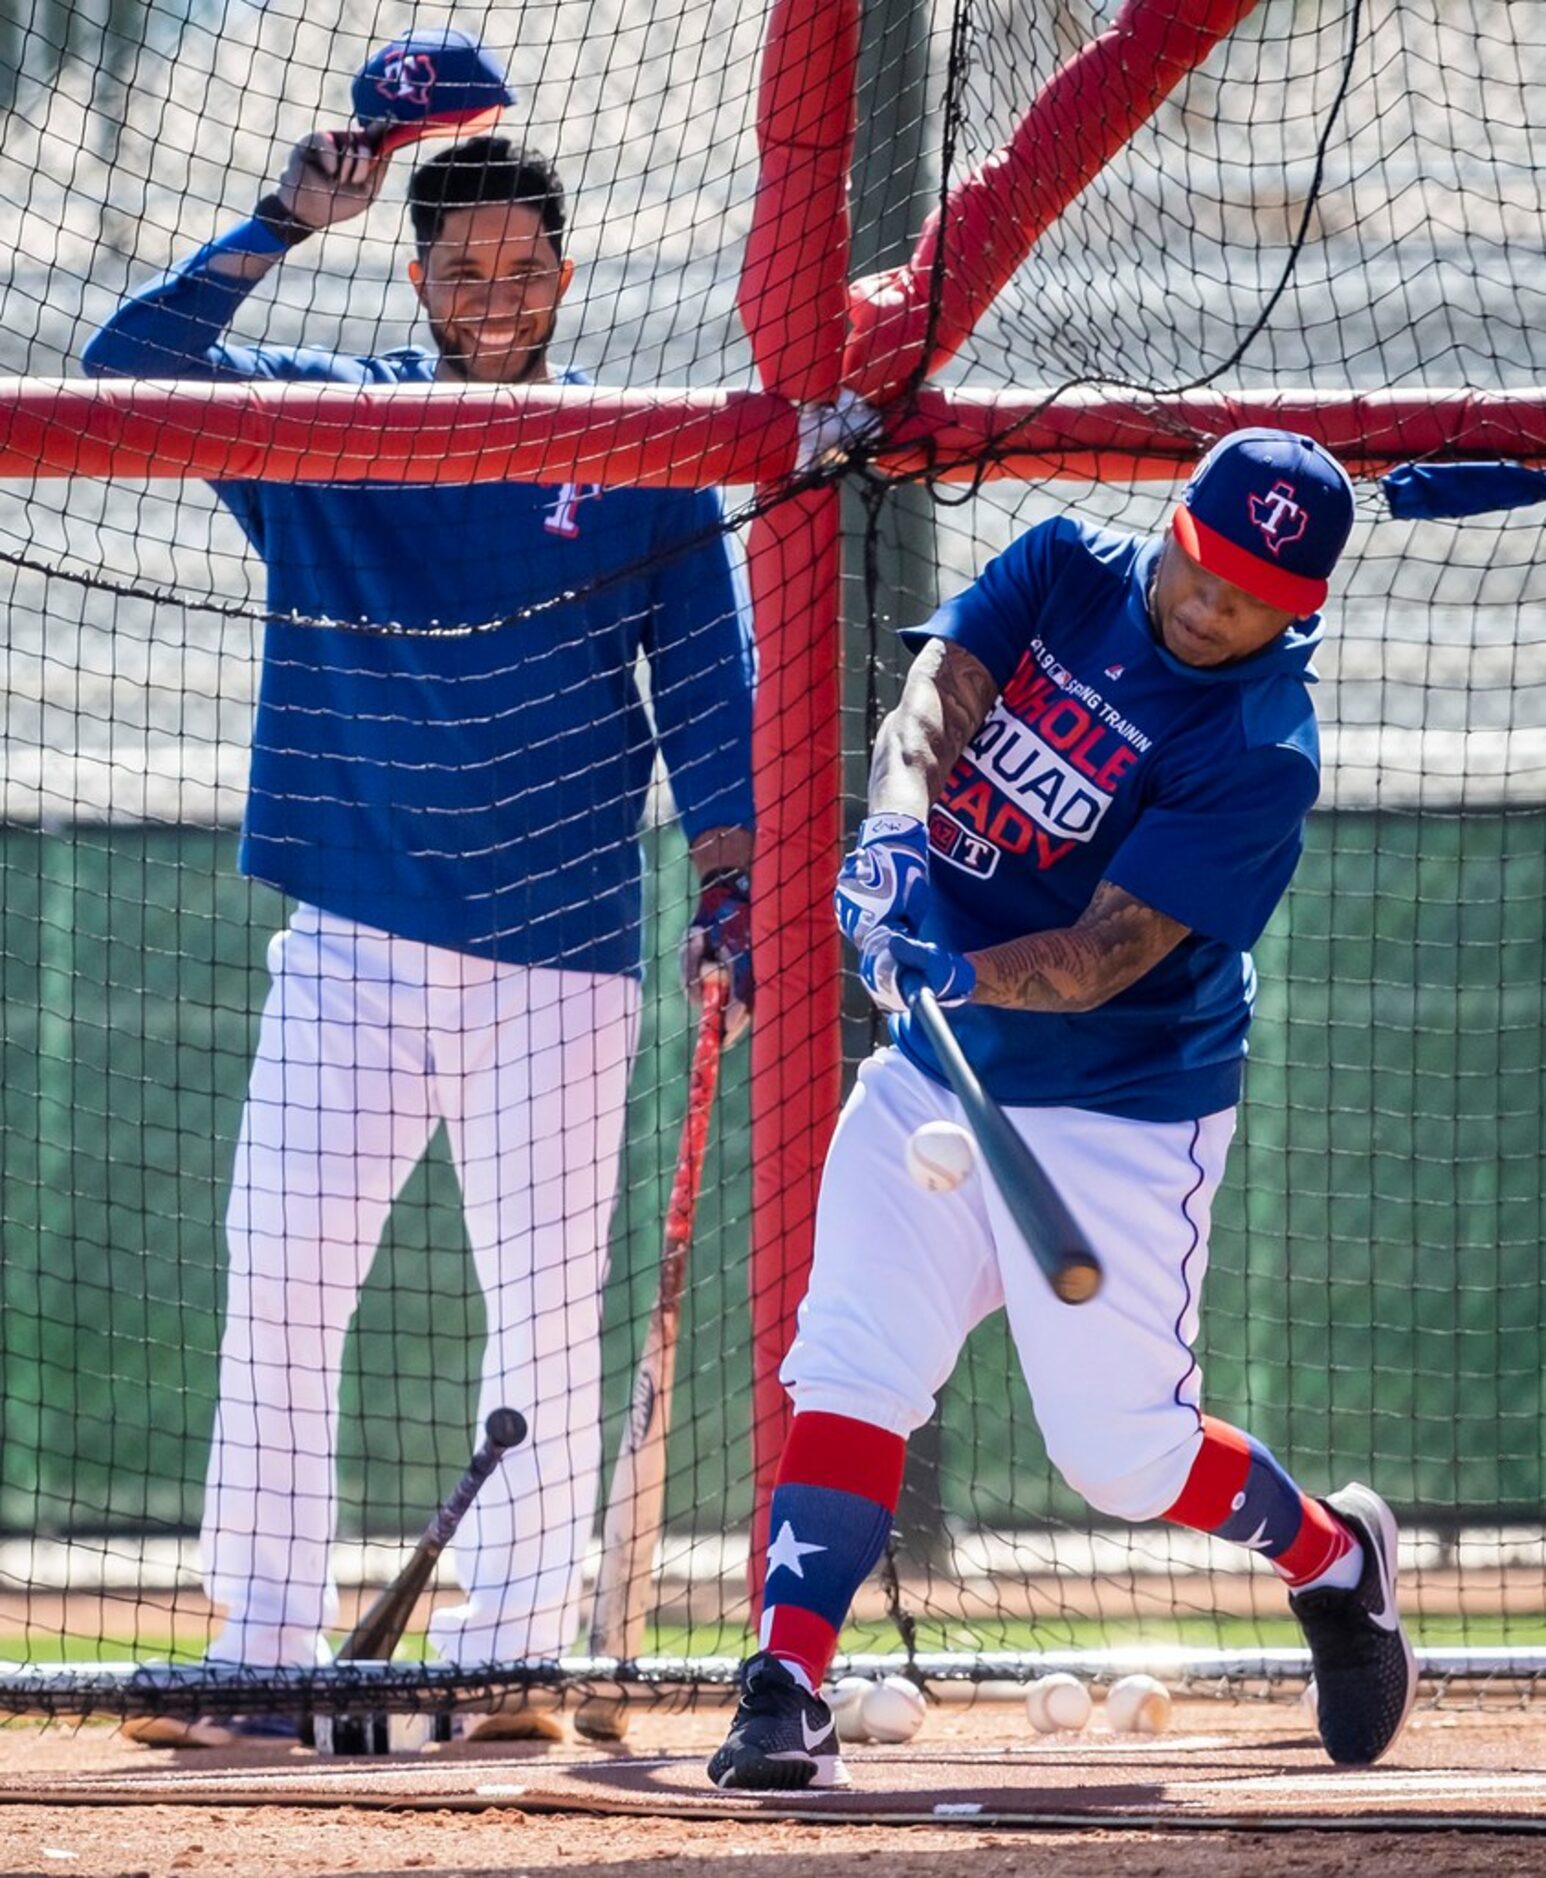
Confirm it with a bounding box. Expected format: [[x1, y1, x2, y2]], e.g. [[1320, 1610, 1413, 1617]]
[[375, 103, 505, 155], [1172, 505, 1328, 617]]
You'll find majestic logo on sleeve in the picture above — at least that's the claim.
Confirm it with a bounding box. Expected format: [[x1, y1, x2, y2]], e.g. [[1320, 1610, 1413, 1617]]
[[1248, 480, 1308, 556], [931, 642, 1151, 879], [376, 50, 438, 106]]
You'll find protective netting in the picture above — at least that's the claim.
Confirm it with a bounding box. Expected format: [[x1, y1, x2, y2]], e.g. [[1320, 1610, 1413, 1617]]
[[2, 0, 1545, 1724]]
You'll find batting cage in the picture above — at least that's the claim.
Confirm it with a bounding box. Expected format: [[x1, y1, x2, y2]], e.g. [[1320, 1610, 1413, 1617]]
[[3, 0, 1546, 1847]]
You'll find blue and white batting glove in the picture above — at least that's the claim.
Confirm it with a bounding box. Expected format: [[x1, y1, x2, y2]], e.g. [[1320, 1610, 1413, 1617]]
[[834, 813, 931, 946], [859, 929, 977, 1016]]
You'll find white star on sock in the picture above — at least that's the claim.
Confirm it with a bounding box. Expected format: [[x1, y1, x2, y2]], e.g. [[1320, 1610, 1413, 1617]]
[[766, 1519, 827, 1581]]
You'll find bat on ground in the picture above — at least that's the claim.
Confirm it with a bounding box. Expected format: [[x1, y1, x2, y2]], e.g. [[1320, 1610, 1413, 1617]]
[[573, 980, 728, 1742], [335, 1406, 529, 1663], [904, 980, 1103, 1306]]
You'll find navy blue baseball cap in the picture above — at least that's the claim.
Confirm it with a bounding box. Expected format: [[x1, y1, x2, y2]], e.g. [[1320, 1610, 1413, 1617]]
[[1172, 428, 1355, 617], [353, 30, 514, 146]]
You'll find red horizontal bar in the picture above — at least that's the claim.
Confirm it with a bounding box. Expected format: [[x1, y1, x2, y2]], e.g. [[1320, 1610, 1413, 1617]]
[[0, 381, 799, 487], [892, 387, 1546, 481], [4, 380, 1546, 485]]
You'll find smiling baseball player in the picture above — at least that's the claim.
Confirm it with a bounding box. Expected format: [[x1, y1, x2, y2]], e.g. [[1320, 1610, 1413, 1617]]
[[709, 429, 1416, 1790], [85, 54, 755, 1745]]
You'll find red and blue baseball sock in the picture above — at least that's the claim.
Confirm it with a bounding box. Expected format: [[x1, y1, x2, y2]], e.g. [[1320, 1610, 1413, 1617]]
[[758, 1411, 907, 1690], [1164, 1416, 1362, 1590]]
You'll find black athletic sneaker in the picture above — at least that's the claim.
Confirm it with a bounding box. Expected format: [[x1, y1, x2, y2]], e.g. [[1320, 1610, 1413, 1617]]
[[707, 1653, 850, 1790], [1289, 1482, 1417, 1766]]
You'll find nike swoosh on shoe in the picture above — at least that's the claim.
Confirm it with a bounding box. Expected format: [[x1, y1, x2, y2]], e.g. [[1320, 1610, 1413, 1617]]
[[801, 1712, 836, 1751]]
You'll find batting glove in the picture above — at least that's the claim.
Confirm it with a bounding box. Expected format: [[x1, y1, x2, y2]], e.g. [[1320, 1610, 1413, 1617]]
[[834, 813, 931, 946], [681, 866, 753, 1045], [859, 929, 976, 1016]]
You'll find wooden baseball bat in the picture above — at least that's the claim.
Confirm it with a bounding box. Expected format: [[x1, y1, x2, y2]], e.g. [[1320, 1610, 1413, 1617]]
[[905, 982, 1103, 1306], [335, 1406, 529, 1663], [573, 981, 727, 1741]]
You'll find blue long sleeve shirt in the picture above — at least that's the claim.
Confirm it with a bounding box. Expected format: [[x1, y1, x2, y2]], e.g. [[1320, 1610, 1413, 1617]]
[[84, 220, 756, 974]]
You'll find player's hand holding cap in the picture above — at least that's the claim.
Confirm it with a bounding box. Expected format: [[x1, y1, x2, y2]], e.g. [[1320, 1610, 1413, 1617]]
[[353, 29, 515, 154], [1171, 428, 1356, 618], [834, 813, 931, 947], [258, 33, 514, 247]]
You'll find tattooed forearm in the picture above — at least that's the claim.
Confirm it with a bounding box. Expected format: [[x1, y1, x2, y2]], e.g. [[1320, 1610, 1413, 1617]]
[[868, 639, 1001, 821], [966, 882, 1189, 1013]]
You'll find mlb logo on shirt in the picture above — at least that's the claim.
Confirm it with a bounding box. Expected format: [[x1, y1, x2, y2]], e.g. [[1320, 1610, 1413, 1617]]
[[1105, 663, 1125, 680]]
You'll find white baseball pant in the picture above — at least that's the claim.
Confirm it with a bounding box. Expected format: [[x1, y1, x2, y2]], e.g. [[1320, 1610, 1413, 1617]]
[[781, 1047, 1236, 1521], [201, 904, 640, 1668]]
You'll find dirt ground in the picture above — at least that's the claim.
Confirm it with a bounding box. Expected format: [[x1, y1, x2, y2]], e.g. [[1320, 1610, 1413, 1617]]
[[5, 1809, 1546, 1878], [5, 1695, 1546, 1876]]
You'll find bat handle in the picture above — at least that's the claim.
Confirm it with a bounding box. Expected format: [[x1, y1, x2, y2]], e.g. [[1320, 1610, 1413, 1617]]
[[422, 1410, 528, 1553]]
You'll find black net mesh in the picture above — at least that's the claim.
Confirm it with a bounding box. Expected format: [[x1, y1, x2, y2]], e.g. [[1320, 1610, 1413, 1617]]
[[1, 0, 1543, 1724]]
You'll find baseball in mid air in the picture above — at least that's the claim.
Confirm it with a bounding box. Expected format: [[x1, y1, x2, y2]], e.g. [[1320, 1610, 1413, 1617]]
[[1025, 1672, 1092, 1734], [859, 1674, 927, 1742], [1104, 1674, 1172, 1735], [905, 1120, 977, 1192]]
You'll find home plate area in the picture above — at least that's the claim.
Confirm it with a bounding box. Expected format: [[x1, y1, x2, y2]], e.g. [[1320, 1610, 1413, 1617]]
[[5, 1699, 1546, 1832]]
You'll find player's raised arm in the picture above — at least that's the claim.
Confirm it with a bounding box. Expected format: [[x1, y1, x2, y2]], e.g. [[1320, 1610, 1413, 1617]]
[[81, 127, 388, 381]]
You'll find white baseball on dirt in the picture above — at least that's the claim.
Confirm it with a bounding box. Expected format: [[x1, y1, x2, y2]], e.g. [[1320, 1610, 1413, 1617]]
[[905, 1120, 977, 1193], [1025, 1672, 1092, 1734], [826, 1675, 876, 1743], [1104, 1674, 1172, 1735], [859, 1674, 927, 1743]]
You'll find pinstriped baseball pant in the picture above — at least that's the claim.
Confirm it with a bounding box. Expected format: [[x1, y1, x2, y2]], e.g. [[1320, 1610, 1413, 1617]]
[[201, 904, 639, 1668]]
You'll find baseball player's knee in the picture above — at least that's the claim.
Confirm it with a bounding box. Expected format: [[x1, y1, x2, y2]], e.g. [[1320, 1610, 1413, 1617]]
[[1041, 1418, 1201, 1524], [780, 1333, 932, 1439]]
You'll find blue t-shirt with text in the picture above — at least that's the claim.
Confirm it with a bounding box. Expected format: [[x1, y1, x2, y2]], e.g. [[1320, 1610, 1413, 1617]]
[[895, 514, 1322, 1121]]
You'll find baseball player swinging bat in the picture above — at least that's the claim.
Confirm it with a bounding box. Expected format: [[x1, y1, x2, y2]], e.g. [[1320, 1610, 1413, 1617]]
[[573, 980, 728, 1742], [903, 979, 1103, 1305]]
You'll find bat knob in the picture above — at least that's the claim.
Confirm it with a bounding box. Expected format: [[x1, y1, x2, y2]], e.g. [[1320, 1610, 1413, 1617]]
[[485, 1407, 529, 1450], [1053, 1257, 1103, 1306]]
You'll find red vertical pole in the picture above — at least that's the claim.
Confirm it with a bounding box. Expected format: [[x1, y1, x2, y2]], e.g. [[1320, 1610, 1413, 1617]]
[[739, 0, 860, 1616]]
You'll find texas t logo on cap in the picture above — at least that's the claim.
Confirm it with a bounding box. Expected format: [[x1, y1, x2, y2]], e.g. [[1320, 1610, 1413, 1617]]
[[376, 51, 438, 109], [1249, 481, 1308, 556], [1172, 428, 1355, 616], [353, 30, 514, 154]]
